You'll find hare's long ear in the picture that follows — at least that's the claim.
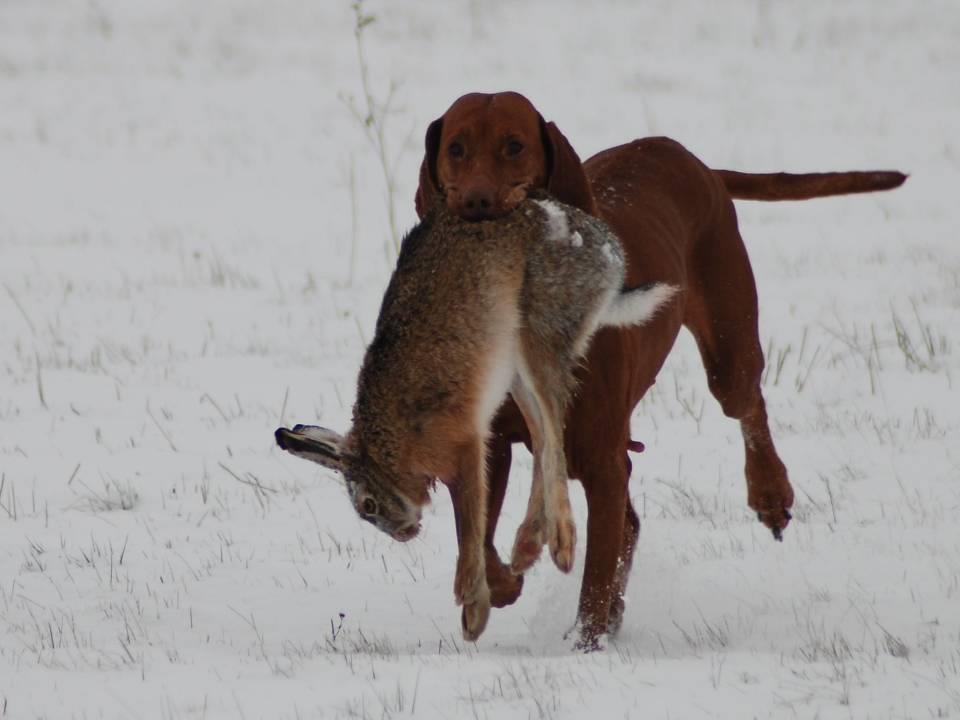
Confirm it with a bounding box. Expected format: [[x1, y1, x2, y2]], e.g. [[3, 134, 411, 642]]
[[540, 119, 597, 217], [414, 117, 444, 219], [275, 425, 345, 474]]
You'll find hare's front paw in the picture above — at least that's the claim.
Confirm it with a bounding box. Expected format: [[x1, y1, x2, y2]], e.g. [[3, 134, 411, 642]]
[[454, 554, 484, 605], [461, 596, 491, 642], [454, 554, 490, 641]]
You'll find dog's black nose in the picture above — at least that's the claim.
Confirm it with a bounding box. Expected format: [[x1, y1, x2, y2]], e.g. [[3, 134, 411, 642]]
[[461, 187, 495, 220]]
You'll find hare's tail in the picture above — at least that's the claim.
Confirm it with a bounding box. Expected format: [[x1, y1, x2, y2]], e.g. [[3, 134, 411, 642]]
[[601, 282, 677, 328]]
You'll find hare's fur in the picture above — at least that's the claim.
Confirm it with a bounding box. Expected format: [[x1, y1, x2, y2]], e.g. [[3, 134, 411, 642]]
[[276, 196, 675, 641]]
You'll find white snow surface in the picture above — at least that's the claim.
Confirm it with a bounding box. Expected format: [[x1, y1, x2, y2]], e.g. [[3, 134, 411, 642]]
[[1, 1, 959, 718]]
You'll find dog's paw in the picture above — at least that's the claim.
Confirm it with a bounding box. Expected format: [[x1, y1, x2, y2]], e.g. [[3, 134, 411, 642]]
[[750, 480, 794, 541], [757, 508, 793, 541], [486, 551, 524, 608], [564, 619, 606, 653]]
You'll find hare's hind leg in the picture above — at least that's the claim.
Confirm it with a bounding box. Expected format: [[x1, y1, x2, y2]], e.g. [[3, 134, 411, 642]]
[[510, 353, 577, 574], [508, 380, 547, 574]]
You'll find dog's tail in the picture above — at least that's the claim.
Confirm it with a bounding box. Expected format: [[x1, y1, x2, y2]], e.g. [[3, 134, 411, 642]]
[[715, 169, 907, 201]]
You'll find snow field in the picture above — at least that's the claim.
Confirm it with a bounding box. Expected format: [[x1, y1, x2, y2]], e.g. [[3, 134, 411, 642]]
[[1, 1, 959, 717]]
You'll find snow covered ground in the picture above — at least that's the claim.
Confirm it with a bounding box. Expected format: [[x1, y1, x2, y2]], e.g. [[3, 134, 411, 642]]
[[1, 1, 958, 717]]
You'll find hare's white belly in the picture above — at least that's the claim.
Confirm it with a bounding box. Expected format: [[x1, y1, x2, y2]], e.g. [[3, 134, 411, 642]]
[[473, 306, 521, 435]]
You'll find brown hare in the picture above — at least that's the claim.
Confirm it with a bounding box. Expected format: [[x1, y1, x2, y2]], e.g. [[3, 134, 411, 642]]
[[275, 195, 676, 642]]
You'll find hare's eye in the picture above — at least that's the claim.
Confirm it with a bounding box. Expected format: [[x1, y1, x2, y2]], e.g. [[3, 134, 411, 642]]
[[448, 142, 465, 159], [361, 497, 378, 516], [505, 140, 524, 157]]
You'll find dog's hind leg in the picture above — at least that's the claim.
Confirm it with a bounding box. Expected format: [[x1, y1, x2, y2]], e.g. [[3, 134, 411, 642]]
[[607, 459, 640, 636], [685, 198, 794, 539]]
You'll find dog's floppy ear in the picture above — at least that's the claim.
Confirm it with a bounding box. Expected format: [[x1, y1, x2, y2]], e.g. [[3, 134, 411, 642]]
[[540, 119, 597, 216], [275, 424, 345, 476], [414, 117, 444, 219]]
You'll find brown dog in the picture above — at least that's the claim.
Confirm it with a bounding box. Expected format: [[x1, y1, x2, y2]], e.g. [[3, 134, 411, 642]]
[[414, 91, 906, 649]]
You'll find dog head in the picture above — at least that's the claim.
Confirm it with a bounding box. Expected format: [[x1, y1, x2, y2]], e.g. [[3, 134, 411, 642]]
[[415, 91, 596, 221]]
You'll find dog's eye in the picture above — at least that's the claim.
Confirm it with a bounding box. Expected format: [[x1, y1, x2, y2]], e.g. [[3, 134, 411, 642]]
[[448, 142, 465, 159], [361, 497, 378, 516], [505, 140, 524, 157]]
